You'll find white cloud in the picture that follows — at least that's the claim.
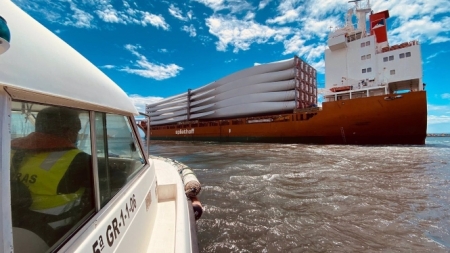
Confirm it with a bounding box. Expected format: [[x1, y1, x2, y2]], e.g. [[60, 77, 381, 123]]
[[121, 44, 183, 80], [182, 25, 197, 37], [258, 0, 271, 10], [371, 0, 450, 22], [193, 0, 253, 13], [187, 10, 194, 20], [428, 104, 450, 112], [442, 93, 450, 99], [389, 16, 450, 45], [266, 8, 301, 25], [169, 4, 188, 21], [426, 52, 442, 61], [63, 0, 95, 28], [428, 115, 450, 125], [95, 5, 123, 23], [15, 0, 170, 30], [205, 15, 292, 52], [427, 104, 450, 132], [100, 64, 115, 69], [128, 94, 163, 113], [282, 34, 326, 73], [140, 12, 170, 30]]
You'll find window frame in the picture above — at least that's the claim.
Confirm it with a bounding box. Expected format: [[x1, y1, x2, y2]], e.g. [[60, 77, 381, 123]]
[[8, 99, 150, 251]]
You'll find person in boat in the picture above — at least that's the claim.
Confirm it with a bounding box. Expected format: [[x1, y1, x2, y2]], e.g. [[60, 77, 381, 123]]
[[10, 106, 94, 246]]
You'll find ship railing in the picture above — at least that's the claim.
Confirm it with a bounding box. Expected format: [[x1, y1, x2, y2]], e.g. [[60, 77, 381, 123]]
[[377, 40, 419, 54], [324, 85, 389, 101]]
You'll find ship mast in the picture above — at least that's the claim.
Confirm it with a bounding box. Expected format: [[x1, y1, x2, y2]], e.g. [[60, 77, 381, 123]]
[[348, 0, 371, 37]]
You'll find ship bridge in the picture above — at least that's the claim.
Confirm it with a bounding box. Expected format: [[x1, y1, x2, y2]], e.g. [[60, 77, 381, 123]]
[[324, 0, 423, 102]]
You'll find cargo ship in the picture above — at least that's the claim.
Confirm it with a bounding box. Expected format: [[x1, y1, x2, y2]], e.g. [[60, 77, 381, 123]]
[[140, 0, 427, 145]]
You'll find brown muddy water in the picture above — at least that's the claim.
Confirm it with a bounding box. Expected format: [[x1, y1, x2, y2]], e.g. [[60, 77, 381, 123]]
[[149, 137, 450, 252]]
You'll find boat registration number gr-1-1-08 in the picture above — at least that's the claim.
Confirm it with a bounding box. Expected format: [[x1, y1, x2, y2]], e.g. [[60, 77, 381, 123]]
[[92, 194, 137, 253]]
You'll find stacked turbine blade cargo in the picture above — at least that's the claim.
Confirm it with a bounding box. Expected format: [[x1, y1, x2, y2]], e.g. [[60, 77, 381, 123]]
[[146, 56, 317, 126]]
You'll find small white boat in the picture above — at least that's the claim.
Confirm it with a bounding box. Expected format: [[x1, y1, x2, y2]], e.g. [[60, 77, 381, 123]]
[[0, 1, 201, 252]]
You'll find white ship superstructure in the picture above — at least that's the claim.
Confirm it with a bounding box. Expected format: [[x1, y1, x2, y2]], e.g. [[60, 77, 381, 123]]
[[324, 0, 423, 102]]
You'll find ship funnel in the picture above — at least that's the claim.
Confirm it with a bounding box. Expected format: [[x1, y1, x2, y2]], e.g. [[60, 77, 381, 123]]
[[0, 16, 11, 55]]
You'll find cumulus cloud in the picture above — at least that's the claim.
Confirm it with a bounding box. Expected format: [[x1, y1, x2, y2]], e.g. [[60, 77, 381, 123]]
[[193, 0, 253, 13], [169, 4, 189, 21], [282, 34, 326, 73], [120, 44, 183, 80], [15, 0, 170, 30], [258, 0, 271, 10], [206, 14, 292, 52], [182, 24, 197, 37], [427, 104, 450, 132], [63, 0, 95, 28], [368, 0, 450, 44], [389, 16, 450, 45], [128, 94, 163, 113], [141, 13, 170, 30], [100, 64, 115, 69], [428, 115, 450, 125]]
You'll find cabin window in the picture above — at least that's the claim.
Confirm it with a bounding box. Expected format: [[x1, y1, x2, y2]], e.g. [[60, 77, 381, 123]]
[[389, 55, 394, 61], [365, 41, 370, 46], [94, 113, 145, 207], [362, 68, 366, 73], [406, 52, 411, 57], [399, 53, 405, 58], [383, 57, 388, 62], [361, 55, 366, 60], [367, 67, 372, 72], [10, 101, 95, 251], [390, 69, 395, 75], [361, 42, 365, 47], [366, 54, 371, 59]]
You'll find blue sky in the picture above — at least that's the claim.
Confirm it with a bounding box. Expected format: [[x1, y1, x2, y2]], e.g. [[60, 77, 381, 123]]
[[12, 0, 450, 133]]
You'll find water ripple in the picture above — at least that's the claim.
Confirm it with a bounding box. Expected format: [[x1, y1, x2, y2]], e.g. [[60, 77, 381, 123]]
[[149, 138, 450, 252]]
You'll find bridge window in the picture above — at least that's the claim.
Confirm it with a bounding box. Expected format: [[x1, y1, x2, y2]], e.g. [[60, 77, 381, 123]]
[[390, 70, 396, 75], [399, 53, 405, 59], [362, 68, 366, 73], [383, 57, 388, 62], [389, 55, 394, 61], [406, 52, 411, 57], [365, 41, 370, 46], [361, 42, 365, 47], [367, 67, 372, 72]]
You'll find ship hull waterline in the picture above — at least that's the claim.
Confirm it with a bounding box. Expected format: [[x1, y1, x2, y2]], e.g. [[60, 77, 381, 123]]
[[145, 91, 427, 145]]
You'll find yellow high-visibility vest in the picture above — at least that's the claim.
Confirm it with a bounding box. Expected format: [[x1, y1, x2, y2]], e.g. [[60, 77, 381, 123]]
[[17, 149, 85, 214]]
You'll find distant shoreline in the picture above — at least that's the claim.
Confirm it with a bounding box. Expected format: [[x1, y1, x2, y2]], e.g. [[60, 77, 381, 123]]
[[427, 134, 450, 137]]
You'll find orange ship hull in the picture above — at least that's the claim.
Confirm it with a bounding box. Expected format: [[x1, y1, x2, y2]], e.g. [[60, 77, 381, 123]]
[[144, 91, 427, 145]]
